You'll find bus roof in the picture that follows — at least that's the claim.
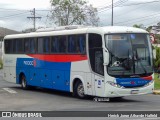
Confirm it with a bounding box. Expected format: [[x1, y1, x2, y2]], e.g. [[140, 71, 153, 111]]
[[4, 26, 148, 39]]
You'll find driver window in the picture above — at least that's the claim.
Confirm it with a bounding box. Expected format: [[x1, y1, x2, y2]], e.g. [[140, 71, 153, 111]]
[[89, 33, 104, 76]]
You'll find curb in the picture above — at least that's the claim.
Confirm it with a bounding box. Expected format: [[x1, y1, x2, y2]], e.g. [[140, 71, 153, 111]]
[[153, 90, 160, 95]]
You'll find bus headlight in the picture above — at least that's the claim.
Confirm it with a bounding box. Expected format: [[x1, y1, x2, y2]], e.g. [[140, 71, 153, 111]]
[[144, 80, 154, 87], [107, 81, 124, 88]]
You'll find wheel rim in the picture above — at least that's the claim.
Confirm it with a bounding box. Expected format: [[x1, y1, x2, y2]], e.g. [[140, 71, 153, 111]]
[[22, 76, 26, 88], [77, 83, 85, 97]]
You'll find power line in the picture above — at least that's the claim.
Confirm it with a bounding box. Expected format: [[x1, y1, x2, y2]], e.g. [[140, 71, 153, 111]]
[[98, 0, 160, 13], [27, 8, 42, 31], [0, 7, 29, 11], [114, 12, 160, 25], [0, 11, 29, 19]]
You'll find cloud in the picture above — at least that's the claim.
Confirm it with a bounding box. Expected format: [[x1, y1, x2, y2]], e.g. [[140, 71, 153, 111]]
[[0, 20, 6, 25], [98, 0, 160, 27], [0, 0, 160, 31], [0, 0, 50, 10]]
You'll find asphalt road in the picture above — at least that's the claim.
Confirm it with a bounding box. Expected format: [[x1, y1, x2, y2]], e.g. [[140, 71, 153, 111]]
[[0, 70, 160, 120]]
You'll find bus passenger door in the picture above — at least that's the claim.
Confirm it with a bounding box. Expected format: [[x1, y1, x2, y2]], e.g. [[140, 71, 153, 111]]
[[88, 33, 105, 97], [94, 50, 105, 97], [86, 73, 93, 95], [94, 75, 105, 97]]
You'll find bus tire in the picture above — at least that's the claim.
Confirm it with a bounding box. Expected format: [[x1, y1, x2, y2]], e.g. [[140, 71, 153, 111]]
[[21, 75, 28, 90], [74, 81, 86, 99]]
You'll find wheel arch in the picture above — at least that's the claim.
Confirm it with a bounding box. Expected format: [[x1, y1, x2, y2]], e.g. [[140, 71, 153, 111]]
[[71, 75, 86, 93], [18, 72, 25, 84]]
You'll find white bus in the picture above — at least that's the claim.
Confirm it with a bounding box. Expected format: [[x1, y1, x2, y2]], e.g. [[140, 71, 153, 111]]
[[3, 26, 154, 99]]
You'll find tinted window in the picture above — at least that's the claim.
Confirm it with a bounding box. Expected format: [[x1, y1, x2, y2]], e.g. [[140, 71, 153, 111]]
[[59, 36, 67, 53], [16, 39, 24, 53], [5, 40, 12, 54], [89, 33, 102, 49], [13, 39, 17, 53], [30, 38, 36, 53], [24, 38, 30, 53], [51, 36, 59, 53], [68, 34, 86, 54], [68, 35, 77, 53], [89, 33, 104, 75], [77, 34, 86, 54], [24, 38, 36, 53], [51, 36, 67, 53], [43, 37, 50, 53]]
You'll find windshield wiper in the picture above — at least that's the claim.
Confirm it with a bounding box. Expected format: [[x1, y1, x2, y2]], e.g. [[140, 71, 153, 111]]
[[135, 50, 147, 75]]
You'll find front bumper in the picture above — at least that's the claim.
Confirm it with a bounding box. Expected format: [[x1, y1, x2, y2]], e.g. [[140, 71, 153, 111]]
[[103, 81, 154, 98]]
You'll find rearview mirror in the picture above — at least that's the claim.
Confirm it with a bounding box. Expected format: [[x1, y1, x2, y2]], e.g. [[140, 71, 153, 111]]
[[103, 48, 109, 65]]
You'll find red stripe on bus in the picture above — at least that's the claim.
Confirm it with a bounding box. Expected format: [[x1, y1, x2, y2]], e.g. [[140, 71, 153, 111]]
[[141, 76, 152, 80], [27, 54, 88, 62]]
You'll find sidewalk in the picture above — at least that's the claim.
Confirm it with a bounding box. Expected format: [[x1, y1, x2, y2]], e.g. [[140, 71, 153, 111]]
[[153, 90, 160, 95]]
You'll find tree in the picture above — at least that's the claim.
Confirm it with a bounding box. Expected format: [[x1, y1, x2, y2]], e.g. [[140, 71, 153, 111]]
[[50, 0, 99, 26], [154, 34, 160, 44], [133, 24, 145, 29], [154, 47, 160, 68], [146, 26, 152, 32]]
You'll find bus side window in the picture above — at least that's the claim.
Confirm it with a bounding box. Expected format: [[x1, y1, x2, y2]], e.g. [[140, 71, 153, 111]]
[[24, 39, 30, 53], [16, 39, 24, 53], [5, 40, 12, 54], [89, 33, 104, 75], [51, 36, 59, 53], [59, 36, 67, 53], [13, 39, 17, 53], [30, 38, 36, 54], [68, 35, 76, 53], [43, 37, 50, 53], [77, 35, 86, 54], [38, 38, 44, 54]]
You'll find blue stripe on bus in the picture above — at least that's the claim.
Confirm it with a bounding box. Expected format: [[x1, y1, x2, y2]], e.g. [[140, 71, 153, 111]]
[[116, 77, 151, 87], [16, 58, 71, 92]]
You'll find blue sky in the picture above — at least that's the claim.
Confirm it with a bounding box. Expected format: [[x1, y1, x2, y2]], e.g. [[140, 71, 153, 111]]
[[0, 0, 160, 31]]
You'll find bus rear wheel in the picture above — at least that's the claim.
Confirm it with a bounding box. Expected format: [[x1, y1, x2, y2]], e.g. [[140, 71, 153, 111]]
[[74, 81, 85, 99], [21, 75, 28, 89]]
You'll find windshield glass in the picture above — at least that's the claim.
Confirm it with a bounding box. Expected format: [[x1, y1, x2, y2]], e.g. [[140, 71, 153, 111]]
[[105, 33, 153, 77]]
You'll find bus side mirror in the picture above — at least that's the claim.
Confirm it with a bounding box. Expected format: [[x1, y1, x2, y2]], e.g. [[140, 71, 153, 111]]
[[153, 49, 156, 59], [103, 50, 109, 65]]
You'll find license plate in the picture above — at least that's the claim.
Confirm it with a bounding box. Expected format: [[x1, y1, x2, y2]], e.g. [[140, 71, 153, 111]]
[[131, 90, 139, 94]]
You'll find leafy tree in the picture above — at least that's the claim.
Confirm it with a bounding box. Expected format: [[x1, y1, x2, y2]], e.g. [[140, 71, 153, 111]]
[[133, 24, 144, 28], [50, 0, 99, 26], [154, 47, 160, 68], [154, 34, 160, 44], [146, 26, 152, 32]]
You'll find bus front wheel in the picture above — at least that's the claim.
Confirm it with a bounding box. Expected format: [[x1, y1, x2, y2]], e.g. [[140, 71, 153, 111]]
[[21, 75, 28, 89], [74, 81, 86, 99]]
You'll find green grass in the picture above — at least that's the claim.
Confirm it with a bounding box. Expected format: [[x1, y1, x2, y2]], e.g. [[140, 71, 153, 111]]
[[154, 73, 160, 90]]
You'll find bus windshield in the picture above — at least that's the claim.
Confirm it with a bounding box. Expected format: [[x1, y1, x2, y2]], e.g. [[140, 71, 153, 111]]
[[105, 33, 153, 77]]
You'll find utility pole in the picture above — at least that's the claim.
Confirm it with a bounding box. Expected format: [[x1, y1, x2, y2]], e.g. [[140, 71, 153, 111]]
[[111, 0, 113, 26], [27, 8, 41, 31]]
